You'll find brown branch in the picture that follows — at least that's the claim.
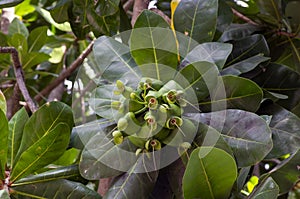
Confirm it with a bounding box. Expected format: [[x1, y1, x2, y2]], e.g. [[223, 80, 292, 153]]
[[34, 40, 95, 102], [0, 47, 38, 113], [131, 0, 150, 26], [231, 8, 259, 26], [123, 0, 134, 13], [6, 84, 21, 119]]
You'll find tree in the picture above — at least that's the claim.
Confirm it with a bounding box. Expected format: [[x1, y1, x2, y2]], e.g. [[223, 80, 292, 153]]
[[0, 0, 299, 198]]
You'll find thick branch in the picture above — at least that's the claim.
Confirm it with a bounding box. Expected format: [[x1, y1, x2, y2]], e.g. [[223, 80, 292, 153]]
[[131, 0, 150, 26], [34, 40, 95, 102], [0, 47, 38, 113]]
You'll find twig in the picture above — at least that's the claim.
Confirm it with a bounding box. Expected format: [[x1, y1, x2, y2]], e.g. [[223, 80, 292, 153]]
[[231, 8, 258, 26], [131, 0, 150, 26], [0, 47, 38, 113], [6, 84, 21, 119], [34, 40, 95, 102], [123, 0, 134, 13]]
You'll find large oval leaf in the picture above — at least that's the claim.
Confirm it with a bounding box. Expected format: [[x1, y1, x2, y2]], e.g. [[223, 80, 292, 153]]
[[183, 147, 237, 199], [11, 179, 101, 199], [200, 75, 263, 112], [183, 42, 232, 70], [10, 123, 70, 182], [174, 0, 218, 49], [8, 108, 28, 169], [0, 110, 9, 180], [14, 101, 74, 164], [191, 109, 273, 167], [104, 154, 159, 199]]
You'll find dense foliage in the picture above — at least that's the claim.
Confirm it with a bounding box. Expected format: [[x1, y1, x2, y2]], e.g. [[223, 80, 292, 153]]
[[0, 0, 300, 198]]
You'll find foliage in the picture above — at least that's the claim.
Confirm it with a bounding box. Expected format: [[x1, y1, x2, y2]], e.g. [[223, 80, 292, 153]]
[[0, 0, 300, 198]]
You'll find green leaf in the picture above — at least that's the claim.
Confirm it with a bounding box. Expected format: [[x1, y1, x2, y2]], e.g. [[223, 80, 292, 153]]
[[27, 26, 48, 53], [0, 0, 23, 8], [219, 23, 262, 42], [0, 190, 10, 199], [216, 0, 233, 33], [176, 61, 219, 100], [130, 10, 178, 77], [183, 42, 232, 70], [22, 52, 50, 69], [8, 18, 29, 38], [225, 34, 269, 67], [221, 54, 270, 76], [10, 123, 70, 182], [0, 90, 6, 114], [50, 0, 71, 23], [79, 135, 136, 179], [104, 154, 159, 199], [249, 177, 279, 199], [96, 0, 120, 16], [12, 165, 80, 186], [174, 0, 218, 48], [260, 104, 300, 158], [15, 0, 35, 17], [93, 36, 139, 86], [200, 75, 263, 112], [8, 33, 28, 59], [263, 150, 300, 194], [11, 179, 101, 198], [52, 148, 80, 166], [14, 101, 74, 166], [8, 108, 29, 169], [0, 110, 9, 180], [193, 109, 273, 167], [256, 0, 282, 22], [183, 147, 237, 199]]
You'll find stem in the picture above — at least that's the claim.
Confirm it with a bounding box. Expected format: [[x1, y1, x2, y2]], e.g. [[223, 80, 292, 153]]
[[0, 47, 38, 113], [34, 40, 95, 102], [231, 8, 258, 26]]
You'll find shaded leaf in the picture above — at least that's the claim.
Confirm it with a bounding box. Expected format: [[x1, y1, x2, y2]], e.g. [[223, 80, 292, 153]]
[[221, 54, 270, 76], [8, 18, 29, 38], [219, 23, 262, 42], [14, 101, 74, 167], [183, 147, 237, 199], [0, 110, 9, 180], [0, 0, 23, 8], [183, 42, 232, 70], [256, 0, 282, 22], [28, 26, 48, 53], [10, 123, 70, 182], [50, 0, 71, 23], [174, 0, 218, 49], [191, 109, 273, 167], [250, 177, 279, 199], [216, 0, 233, 33], [131, 10, 178, 75], [96, 0, 120, 16], [0, 90, 6, 114], [104, 154, 159, 199], [11, 179, 101, 198], [22, 52, 50, 69], [13, 165, 80, 186], [8, 33, 28, 58], [200, 75, 263, 112], [8, 108, 29, 169]]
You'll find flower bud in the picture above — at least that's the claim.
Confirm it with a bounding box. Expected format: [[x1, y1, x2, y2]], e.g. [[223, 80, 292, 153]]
[[118, 112, 141, 135], [145, 139, 162, 150], [117, 117, 128, 131], [112, 131, 123, 145], [166, 116, 183, 129]]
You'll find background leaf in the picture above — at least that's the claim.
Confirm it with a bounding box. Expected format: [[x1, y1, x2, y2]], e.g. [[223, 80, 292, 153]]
[[183, 147, 237, 199], [0, 90, 6, 114], [27, 26, 48, 53], [8, 18, 29, 38], [0, 0, 23, 8], [249, 177, 279, 199], [8, 108, 29, 169], [0, 110, 9, 180], [174, 0, 218, 50], [191, 109, 273, 167]]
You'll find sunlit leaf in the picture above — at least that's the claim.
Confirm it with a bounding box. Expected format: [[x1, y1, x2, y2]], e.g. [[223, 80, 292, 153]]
[[0, 90, 6, 114], [0, 110, 9, 180]]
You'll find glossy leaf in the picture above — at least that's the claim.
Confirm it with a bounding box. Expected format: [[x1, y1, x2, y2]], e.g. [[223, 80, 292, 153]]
[[263, 150, 300, 194], [261, 104, 300, 158], [183, 42, 232, 70], [250, 177, 279, 199], [176, 61, 219, 100], [8, 108, 28, 169], [13, 165, 80, 186], [10, 123, 70, 182], [183, 147, 237, 199], [0, 110, 9, 180], [200, 75, 263, 112], [27, 26, 48, 53], [8, 18, 29, 38], [80, 136, 136, 179], [225, 34, 269, 67], [14, 101, 74, 166], [221, 54, 270, 76], [192, 109, 273, 167], [104, 154, 159, 199], [0, 0, 23, 8], [93, 36, 139, 86], [219, 23, 262, 42], [174, 0, 218, 48], [131, 10, 178, 74], [0, 90, 6, 114], [11, 179, 101, 198]]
